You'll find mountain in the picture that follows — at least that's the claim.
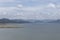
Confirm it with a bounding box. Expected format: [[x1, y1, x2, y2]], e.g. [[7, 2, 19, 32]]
[[0, 18, 60, 23], [48, 19, 60, 23], [0, 18, 31, 23]]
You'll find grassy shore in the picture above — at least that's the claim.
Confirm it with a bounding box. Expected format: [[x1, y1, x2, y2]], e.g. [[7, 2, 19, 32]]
[[0, 23, 24, 28]]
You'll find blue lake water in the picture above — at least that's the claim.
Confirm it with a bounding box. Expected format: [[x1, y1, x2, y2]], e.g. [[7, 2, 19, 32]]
[[0, 23, 60, 40]]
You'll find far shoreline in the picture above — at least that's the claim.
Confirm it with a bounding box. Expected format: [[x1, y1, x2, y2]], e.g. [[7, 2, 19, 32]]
[[0, 23, 24, 28]]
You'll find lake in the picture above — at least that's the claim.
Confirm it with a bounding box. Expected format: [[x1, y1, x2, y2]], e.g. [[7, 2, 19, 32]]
[[0, 23, 60, 40]]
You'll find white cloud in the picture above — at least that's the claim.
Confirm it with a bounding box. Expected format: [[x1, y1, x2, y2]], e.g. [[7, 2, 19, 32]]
[[17, 4, 23, 8], [47, 3, 56, 8], [0, 4, 60, 19]]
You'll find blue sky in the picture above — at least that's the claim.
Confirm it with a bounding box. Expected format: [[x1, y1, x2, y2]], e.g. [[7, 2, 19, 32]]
[[0, 0, 60, 19]]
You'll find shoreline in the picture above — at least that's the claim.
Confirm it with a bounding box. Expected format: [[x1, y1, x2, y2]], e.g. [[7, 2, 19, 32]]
[[0, 23, 24, 28]]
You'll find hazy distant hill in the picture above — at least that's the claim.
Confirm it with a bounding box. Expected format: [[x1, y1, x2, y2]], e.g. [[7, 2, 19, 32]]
[[0, 18, 60, 23], [48, 19, 60, 23], [0, 18, 31, 23]]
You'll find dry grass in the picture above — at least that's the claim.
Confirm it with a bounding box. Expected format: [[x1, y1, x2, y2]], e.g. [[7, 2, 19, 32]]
[[0, 24, 24, 28]]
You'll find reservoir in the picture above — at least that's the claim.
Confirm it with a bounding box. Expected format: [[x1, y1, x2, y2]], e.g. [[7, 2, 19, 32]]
[[0, 23, 60, 40]]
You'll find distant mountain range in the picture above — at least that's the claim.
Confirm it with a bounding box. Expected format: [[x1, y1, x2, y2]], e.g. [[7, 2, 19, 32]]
[[0, 18, 60, 23], [0, 18, 31, 23]]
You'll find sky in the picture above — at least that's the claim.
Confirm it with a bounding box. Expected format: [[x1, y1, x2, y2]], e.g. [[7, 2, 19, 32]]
[[0, 0, 60, 20]]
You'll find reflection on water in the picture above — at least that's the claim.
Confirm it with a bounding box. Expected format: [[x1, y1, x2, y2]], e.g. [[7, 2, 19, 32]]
[[0, 23, 60, 40], [0, 24, 24, 40], [0, 28, 24, 40]]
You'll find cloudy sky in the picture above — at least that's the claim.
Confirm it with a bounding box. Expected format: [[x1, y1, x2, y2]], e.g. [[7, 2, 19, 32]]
[[0, 0, 60, 19]]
